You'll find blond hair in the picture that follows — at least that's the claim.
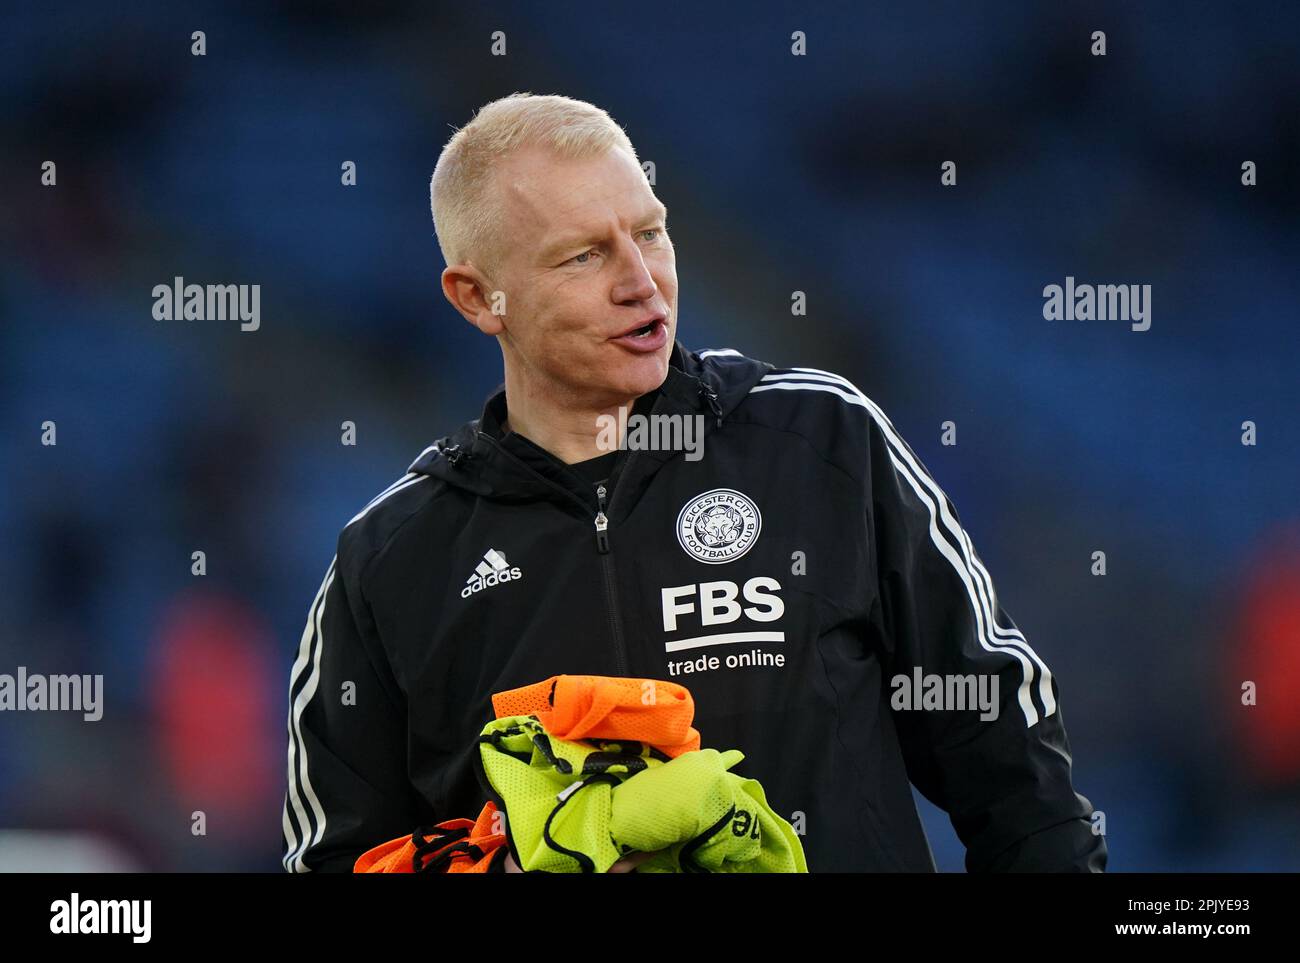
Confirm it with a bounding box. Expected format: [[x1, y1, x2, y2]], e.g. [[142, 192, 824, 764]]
[[430, 92, 641, 278]]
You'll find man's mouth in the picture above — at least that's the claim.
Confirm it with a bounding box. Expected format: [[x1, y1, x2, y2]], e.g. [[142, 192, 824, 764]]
[[610, 315, 669, 352], [612, 314, 666, 339]]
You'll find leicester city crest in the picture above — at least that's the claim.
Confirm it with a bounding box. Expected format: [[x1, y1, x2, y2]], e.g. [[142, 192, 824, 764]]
[[676, 488, 762, 564]]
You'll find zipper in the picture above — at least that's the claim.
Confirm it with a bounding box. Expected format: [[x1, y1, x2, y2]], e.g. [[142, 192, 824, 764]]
[[476, 431, 632, 677], [600, 446, 643, 662], [595, 480, 629, 677], [594, 484, 611, 554]]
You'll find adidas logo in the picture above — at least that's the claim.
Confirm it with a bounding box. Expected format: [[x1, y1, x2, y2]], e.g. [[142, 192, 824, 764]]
[[461, 548, 523, 599]]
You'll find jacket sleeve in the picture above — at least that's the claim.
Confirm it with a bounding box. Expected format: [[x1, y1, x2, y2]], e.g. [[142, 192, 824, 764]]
[[281, 540, 426, 872], [863, 404, 1106, 872]]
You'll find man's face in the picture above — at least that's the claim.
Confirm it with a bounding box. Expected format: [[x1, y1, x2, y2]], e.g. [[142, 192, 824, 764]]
[[483, 144, 677, 405]]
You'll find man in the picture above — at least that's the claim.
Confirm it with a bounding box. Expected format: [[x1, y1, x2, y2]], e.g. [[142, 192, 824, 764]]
[[281, 92, 1107, 873]]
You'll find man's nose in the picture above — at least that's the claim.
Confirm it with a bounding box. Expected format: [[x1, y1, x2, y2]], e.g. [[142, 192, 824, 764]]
[[610, 234, 659, 303]]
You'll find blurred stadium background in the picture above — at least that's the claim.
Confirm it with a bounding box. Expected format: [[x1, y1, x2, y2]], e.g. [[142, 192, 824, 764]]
[[1, 1, 1298, 871]]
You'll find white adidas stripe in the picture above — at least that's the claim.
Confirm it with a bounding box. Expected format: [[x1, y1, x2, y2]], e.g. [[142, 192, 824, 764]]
[[750, 378, 867, 408], [347, 473, 428, 526], [781, 367, 1053, 708], [282, 560, 334, 872], [784, 366, 1055, 717], [750, 367, 1055, 726], [884, 448, 1039, 726], [698, 348, 743, 358], [777, 366, 1055, 719], [345, 442, 444, 527], [762, 368, 1037, 670], [284, 466, 433, 872]]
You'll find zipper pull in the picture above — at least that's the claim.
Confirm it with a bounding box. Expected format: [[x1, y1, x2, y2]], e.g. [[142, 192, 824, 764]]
[[594, 484, 611, 553]]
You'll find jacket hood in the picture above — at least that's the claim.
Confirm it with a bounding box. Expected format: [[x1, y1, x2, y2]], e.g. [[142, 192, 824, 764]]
[[407, 342, 772, 505]]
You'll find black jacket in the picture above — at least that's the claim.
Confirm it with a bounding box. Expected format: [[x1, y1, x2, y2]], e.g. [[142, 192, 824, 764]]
[[281, 341, 1106, 873]]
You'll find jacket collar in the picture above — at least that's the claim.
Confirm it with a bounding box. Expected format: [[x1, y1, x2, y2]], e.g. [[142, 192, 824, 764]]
[[476, 341, 718, 438], [409, 341, 771, 517]]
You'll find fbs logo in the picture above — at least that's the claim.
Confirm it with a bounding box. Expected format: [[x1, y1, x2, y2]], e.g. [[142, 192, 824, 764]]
[[461, 548, 523, 598]]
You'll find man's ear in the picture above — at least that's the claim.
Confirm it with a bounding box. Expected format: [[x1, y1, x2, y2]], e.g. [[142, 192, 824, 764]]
[[441, 264, 505, 336]]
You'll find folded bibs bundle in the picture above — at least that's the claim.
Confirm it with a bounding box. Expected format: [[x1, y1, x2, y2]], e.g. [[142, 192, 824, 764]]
[[478, 715, 805, 873], [354, 674, 806, 873]]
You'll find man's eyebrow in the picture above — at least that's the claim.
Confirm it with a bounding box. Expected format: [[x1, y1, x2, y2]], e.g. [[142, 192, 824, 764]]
[[540, 203, 669, 261]]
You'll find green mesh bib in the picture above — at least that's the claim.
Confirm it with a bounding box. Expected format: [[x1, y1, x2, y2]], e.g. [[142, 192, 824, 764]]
[[477, 714, 807, 873]]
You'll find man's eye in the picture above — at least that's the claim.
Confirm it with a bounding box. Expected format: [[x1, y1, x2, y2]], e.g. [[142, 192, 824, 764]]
[[566, 230, 661, 265]]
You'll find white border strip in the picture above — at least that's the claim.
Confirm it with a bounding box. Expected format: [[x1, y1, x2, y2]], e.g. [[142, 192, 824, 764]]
[[665, 631, 786, 652]]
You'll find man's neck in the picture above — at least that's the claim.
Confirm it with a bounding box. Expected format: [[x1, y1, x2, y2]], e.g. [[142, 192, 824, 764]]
[[501, 368, 648, 465]]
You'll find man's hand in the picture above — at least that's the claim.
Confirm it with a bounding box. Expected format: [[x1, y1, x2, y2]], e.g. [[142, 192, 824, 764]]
[[502, 848, 661, 872]]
